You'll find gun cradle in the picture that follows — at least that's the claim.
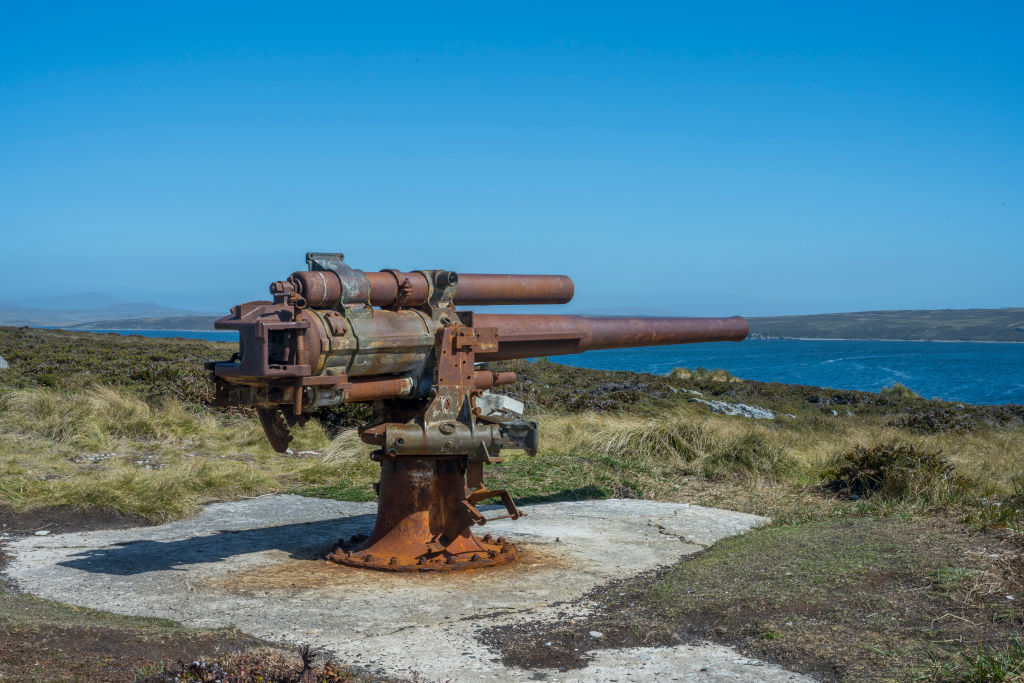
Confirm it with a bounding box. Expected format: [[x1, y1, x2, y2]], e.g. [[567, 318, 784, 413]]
[[208, 252, 747, 572]]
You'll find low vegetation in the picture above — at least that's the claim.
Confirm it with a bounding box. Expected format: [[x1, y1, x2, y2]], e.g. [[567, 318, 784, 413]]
[[486, 516, 1024, 682], [880, 382, 922, 399], [822, 442, 968, 505], [0, 587, 271, 682], [140, 646, 359, 682], [1, 325, 1022, 680]]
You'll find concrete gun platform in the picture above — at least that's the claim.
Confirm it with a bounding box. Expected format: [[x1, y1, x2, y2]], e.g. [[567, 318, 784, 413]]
[[2, 495, 809, 681]]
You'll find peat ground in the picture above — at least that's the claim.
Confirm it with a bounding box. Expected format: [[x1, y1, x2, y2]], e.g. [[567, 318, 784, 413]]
[[484, 517, 1024, 681], [0, 326, 1022, 680]]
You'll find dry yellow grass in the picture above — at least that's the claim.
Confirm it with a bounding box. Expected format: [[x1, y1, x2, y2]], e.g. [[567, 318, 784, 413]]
[[1, 384, 1020, 523], [537, 407, 1024, 490], [0, 386, 375, 520]]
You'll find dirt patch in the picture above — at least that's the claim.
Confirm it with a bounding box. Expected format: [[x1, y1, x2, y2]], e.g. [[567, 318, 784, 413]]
[[481, 516, 1024, 681], [0, 578, 274, 682], [0, 621, 270, 682], [0, 504, 149, 535], [139, 646, 369, 683], [0, 549, 372, 682]]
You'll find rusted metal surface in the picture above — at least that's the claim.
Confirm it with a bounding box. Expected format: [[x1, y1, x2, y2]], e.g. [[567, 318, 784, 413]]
[[473, 370, 517, 390], [325, 456, 518, 571], [343, 376, 415, 402], [209, 254, 747, 572], [449, 273, 574, 305], [472, 314, 749, 361], [281, 256, 574, 309]]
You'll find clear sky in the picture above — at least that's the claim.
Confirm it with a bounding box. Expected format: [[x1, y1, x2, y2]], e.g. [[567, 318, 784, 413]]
[[1, 2, 1021, 317]]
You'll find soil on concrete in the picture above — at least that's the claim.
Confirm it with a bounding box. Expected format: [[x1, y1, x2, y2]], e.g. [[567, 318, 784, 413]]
[[481, 516, 1024, 682], [138, 647, 367, 683], [0, 619, 270, 682], [0, 504, 150, 535]]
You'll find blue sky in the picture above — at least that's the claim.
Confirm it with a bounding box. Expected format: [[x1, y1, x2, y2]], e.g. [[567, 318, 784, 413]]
[[1, 2, 1021, 316]]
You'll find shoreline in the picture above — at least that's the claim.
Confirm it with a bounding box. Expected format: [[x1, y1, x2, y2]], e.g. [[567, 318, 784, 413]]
[[42, 327, 1024, 344], [4, 326, 1022, 406], [749, 335, 1024, 344]]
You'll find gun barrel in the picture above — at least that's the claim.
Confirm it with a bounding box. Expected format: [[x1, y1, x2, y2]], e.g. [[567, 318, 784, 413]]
[[364, 272, 574, 307], [452, 273, 574, 306], [473, 314, 748, 361], [290, 269, 574, 308]]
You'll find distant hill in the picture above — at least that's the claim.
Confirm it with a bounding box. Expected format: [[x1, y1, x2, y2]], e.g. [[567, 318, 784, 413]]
[[0, 297, 214, 327], [748, 308, 1024, 342]]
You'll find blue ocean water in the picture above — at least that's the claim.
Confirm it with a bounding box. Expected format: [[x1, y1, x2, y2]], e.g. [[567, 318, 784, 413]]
[[82, 330, 1024, 406], [553, 339, 1024, 406]]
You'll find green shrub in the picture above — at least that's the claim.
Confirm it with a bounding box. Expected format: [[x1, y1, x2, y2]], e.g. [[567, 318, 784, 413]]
[[671, 366, 738, 382], [880, 383, 921, 399], [965, 479, 1024, 533], [823, 443, 969, 504]]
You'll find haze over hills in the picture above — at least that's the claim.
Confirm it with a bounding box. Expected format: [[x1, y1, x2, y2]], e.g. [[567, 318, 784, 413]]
[[42, 305, 1024, 342], [0, 292, 215, 327]]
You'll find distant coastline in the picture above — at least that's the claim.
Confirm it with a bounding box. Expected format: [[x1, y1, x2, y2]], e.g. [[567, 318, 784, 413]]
[[750, 334, 1024, 344], [7, 306, 1021, 344], [78, 330, 1024, 344], [747, 307, 1024, 343]]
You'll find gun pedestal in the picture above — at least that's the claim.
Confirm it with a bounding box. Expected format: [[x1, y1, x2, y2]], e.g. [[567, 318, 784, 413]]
[[326, 455, 519, 572], [327, 317, 529, 572]]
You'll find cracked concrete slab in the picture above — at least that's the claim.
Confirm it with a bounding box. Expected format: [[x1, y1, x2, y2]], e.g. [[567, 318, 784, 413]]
[[1, 495, 808, 681]]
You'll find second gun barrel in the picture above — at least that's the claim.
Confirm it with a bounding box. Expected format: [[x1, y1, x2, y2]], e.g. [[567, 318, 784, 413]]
[[290, 269, 574, 307], [365, 271, 574, 307], [472, 314, 748, 361]]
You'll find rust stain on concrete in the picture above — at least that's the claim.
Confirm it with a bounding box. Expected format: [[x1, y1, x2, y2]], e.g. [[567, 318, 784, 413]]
[[209, 545, 570, 596]]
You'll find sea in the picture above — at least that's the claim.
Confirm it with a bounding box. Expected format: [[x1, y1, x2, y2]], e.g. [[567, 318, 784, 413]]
[[77, 330, 1024, 406]]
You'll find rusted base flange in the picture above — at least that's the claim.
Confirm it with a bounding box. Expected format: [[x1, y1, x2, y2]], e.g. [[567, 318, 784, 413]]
[[326, 532, 518, 572], [325, 455, 520, 572]]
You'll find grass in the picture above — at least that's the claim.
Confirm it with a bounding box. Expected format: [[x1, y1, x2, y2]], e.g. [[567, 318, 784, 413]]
[[488, 516, 1024, 681], [1, 326, 1023, 680], [881, 382, 922, 399], [0, 587, 271, 682], [670, 366, 741, 382], [927, 636, 1024, 682], [0, 383, 379, 521], [2, 363, 1022, 526], [822, 443, 969, 505]]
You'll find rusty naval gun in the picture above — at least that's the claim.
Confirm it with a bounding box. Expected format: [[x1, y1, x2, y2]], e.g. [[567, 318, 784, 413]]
[[208, 253, 747, 572]]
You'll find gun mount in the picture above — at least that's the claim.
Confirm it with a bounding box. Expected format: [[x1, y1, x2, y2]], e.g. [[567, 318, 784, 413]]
[[208, 252, 748, 572]]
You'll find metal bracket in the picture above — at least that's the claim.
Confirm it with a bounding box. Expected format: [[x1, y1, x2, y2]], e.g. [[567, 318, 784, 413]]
[[424, 488, 523, 554]]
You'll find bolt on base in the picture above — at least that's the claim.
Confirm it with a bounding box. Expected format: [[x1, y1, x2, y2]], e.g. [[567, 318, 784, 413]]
[[326, 532, 518, 572]]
